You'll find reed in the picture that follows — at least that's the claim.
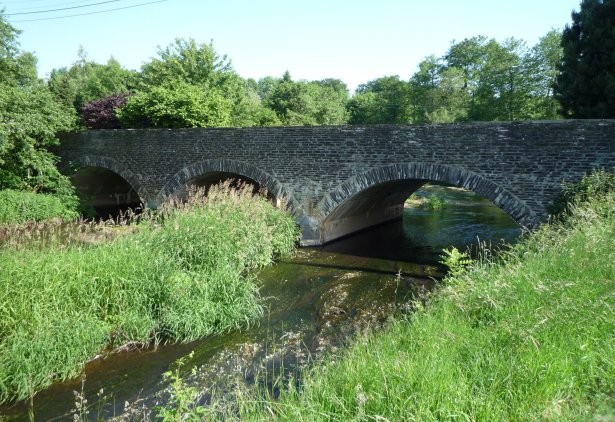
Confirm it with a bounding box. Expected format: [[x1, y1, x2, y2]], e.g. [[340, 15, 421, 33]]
[[0, 183, 299, 404]]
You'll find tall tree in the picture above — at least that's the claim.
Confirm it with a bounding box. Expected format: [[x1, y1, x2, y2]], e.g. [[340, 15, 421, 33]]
[[409, 56, 469, 123], [265, 73, 349, 125], [122, 38, 275, 128], [48, 50, 137, 112], [0, 14, 37, 86], [555, 0, 615, 118], [0, 13, 76, 200], [348, 76, 411, 124], [527, 30, 563, 119]]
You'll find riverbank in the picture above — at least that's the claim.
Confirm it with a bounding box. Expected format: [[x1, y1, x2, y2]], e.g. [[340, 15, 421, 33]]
[[201, 175, 614, 420], [0, 185, 298, 406]]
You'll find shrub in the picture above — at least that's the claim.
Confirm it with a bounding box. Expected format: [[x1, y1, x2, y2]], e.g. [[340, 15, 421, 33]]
[[422, 193, 447, 210], [81, 93, 129, 129], [0, 189, 78, 224], [116, 82, 233, 128], [549, 168, 615, 216]]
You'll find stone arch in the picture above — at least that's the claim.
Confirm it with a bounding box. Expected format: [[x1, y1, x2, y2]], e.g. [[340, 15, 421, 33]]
[[157, 159, 301, 215], [315, 163, 538, 244], [70, 155, 148, 204]]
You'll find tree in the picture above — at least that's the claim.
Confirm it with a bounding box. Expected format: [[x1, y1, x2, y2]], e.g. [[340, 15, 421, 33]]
[[409, 56, 469, 123], [117, 81, 232, 128], [122, 38, 257, 128], [348, 76, 411, 124], [443, 35, 557, 121], [0, 13, 77, 201], [139, 38, 233, 88], [0, 83, 76, 197], [265, 73, 349, 125], [310, 79, 350, 125], [526, 30, 563, 119], [0, 14, 37, 86], [48, 50, 137, 112], [82, 93, 129, 129], [555, 0, 615, 118]]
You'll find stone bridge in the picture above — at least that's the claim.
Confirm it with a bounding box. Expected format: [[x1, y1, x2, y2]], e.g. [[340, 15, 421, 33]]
[[57, 120, 615, 245]]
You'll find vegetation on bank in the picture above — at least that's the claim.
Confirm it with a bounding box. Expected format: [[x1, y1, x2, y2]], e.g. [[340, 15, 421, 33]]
[[174, 172, 614, 420], [0, 185, 298, 404], [0, 189, 78, 224]]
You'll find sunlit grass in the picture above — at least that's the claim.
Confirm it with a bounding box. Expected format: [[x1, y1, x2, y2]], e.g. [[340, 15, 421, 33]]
[[0, 183, 299, 404], [197, 177, 614, 421]]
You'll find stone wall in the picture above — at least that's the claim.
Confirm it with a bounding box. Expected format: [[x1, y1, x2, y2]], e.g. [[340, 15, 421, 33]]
[[57, 120, 615, 245]]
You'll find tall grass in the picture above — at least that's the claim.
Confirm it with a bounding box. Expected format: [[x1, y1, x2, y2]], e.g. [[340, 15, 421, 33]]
[[0, 189, 79, 224], [0, 183, 298, 404], [208, 175, 614, 420]]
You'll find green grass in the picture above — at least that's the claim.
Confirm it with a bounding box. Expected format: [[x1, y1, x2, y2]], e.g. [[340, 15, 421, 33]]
[[0, 184, 299, 404], [201, 177, 614, 420], [0, 189, 79, 224]]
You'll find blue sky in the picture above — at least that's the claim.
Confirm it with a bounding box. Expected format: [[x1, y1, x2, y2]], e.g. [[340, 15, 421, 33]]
[[3, 0, 581, 92]]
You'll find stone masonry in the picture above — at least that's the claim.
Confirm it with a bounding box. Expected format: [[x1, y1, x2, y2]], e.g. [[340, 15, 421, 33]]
[[57, 120, 615, 245]]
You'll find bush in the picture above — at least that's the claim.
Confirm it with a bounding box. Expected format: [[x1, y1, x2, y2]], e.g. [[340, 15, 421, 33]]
[[81, 93, 129, 129], [0, 189, 78, 224], [549, 168, 615, 216], [422, 193, 447, 210], [116, 82, 233, 128]]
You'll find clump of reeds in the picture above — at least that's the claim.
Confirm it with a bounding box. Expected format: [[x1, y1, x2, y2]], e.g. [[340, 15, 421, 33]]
[[0, 182, 299, 404]]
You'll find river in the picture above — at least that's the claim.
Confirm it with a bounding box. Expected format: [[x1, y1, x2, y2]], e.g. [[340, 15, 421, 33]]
[[0, 185, 521, 421]]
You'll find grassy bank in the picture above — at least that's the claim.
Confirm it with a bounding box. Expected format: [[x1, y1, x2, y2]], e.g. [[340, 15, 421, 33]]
[[0, 185, 298, 404], [215, 177, 614, 420], [0, 189, 79, 224]]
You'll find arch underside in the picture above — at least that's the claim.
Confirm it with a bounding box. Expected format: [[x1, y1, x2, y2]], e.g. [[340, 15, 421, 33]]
[[158, 159, 301, 215], [70, 156, 146, 216], [313, 163, 537, 245]]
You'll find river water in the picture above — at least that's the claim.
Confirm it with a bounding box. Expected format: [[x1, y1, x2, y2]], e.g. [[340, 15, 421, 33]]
[[0, 185, 521, 421]]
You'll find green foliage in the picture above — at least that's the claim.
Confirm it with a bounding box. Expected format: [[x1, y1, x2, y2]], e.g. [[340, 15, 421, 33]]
[[120, 38, 266, 128], [527, 30, 563, 119], [0, 185, 299, 403], [348, 76, 411, 124], [227, 79, 281, 127], [555, 0, 615, 118], [228, 176, 615, 420], [439, 246, 472, 277], [550, 168, 615, 216], [0, 82, 77, 197], [0, 189, 78, 223], [0, 13, 79, 205], [47, 50, 137, 112], [155, 352, 207, 421], [265, 73, 349, 126], [117, 81, 232, 128], [139, 38, 233, 88], [0, 12, 37, 86], [349, 33, 563, 125], [421, 193, 447, 210], [410, 58, 469, 123]]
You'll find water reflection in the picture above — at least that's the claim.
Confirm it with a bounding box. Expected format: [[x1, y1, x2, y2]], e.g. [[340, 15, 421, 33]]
[[322, 185, 522, 263]]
